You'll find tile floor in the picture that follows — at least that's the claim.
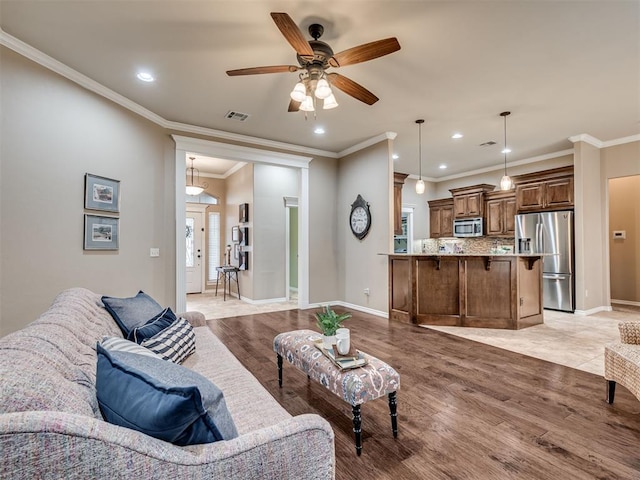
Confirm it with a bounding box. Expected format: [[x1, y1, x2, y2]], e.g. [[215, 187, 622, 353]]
[[422, 308, 639, 376], [187, 291, 640, 377]]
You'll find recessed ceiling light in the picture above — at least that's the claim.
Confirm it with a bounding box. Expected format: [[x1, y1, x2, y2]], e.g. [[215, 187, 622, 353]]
[[136, 72, 155, 82], [439, 164, 447, 169], [451, 133, 463, 139], [314, 127, 325, 135], [392, 154, 399, 160], [501, 148, 512, 154]]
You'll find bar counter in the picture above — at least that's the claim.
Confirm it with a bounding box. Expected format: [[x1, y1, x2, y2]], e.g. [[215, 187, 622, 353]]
[[387, 254, 543, 329]]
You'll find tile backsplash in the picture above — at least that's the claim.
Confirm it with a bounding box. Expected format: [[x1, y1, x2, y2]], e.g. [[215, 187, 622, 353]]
[[417, 237, 516, 254]]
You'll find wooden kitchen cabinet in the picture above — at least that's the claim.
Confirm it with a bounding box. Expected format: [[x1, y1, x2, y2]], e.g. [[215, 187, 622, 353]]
[[393, 172, 409, 235], [514, 166, 574, 212], [485, 190, 516, 237], [449, 184, 495, 218], [428, 198, 454, 238]]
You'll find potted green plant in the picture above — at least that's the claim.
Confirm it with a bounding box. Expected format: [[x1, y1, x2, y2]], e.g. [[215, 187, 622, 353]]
[[315, 305, 352, 349]]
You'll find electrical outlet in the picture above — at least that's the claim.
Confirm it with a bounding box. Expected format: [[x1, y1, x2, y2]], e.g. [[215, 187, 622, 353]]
[[364, 288, 370, 295], [585, 290, 588, 298], [150, 248, 160, 257]]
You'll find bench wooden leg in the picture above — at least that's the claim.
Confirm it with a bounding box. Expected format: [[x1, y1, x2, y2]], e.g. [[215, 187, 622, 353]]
[[277, 354, 283, 388], [388, 391, 398, 438], [352, 404, 362, 456], [607, 380, 616, 404]]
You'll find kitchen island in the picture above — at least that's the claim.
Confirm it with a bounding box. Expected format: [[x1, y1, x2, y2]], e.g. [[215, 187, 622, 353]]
[[388, 254, 543, 329]]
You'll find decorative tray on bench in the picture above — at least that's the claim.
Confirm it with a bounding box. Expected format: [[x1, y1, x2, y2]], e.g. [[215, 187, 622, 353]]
[[313, 339, 368, 370]]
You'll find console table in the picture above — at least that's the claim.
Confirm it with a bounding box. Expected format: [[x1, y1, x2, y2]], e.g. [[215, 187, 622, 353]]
[[215, 266, 240, 301], [273, 329, 400, 455]]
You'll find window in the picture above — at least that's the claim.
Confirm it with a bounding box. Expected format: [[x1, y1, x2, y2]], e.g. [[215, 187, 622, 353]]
[[186, 217, 195, 268], [207, 212, 221, 282]]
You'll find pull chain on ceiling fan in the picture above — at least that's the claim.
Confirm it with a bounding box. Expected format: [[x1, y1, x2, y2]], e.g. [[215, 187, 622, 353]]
[[226, 12, 401, 113]]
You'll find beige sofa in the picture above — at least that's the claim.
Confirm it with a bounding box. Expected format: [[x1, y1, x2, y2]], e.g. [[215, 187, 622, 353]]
[[0, 288, 335, 479]]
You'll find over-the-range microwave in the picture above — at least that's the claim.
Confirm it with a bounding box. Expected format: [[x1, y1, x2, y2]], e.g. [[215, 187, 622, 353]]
[[453, 217, 483, 237]]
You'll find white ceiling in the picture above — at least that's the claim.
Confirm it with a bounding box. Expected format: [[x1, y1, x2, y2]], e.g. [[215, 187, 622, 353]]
[[1, 1, 638, 178]]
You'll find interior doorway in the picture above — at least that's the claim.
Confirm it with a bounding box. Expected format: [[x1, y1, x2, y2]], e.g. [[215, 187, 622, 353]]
[[608, 175, 640, 309]]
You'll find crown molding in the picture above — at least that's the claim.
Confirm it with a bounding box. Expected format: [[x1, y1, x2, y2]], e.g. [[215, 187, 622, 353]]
[[338, 132, 397, 158], [602, 134, 640, 148], [432, 149, 575, 183], [0, 29, 167, 127], [568, 134, 603, 148], [165, 120, 338, 158]]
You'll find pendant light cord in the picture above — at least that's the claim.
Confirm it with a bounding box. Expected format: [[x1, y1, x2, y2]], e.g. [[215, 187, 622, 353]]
[[416, 119, 425, 179], [503, 114, 507, 176]]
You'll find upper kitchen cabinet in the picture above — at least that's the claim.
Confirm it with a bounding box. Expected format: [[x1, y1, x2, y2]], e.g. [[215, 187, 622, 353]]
[[428, 198, 454, 238], [449, 184, 496, 219], [485, 190, 516, 237], [514, 166, 574, 213], [393, 172, 409, 235]]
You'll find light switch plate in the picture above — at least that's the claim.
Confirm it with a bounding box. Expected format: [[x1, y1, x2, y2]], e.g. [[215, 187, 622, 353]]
[[150, 248, 160, 257], [613, 230, 626, 240]]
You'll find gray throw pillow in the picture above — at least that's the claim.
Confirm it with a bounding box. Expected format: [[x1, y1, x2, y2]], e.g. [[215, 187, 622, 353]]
[[96, 344, 238, 446], [101, 291, 163, 336]]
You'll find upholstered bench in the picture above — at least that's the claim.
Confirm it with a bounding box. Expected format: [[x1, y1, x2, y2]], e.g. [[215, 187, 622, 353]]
[[273, 329, 400, 455]]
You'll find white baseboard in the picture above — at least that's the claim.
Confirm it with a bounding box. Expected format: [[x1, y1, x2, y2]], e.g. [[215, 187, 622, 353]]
[[242, 296, 287, 305], [574, 305, 613, 316], [611, 299, 640, 307], [304, 300, 388, 319]]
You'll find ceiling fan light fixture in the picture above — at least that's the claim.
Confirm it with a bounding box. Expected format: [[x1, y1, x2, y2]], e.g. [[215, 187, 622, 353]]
[[290, 82, 306, 102], [314, 78, 332, 99], [300, 95, 315, 111], [323, 93, 339, 110]]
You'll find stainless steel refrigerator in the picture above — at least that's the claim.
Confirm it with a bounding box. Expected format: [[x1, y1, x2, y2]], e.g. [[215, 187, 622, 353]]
[[515, 210, 574, 312]]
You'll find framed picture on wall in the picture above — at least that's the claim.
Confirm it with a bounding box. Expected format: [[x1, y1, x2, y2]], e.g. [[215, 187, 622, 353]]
[[231, 225, 240, 242], [239, 203, 249, 223], [85, 173, 120, 213], [238, 250, 249, 271], [84, 214, 119, 250], [234, 243, 240, 259], [240, 227, 249, 246]]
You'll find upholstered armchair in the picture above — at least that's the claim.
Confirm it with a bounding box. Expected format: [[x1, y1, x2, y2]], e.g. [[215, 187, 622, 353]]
[[605, 321, 640, 404]]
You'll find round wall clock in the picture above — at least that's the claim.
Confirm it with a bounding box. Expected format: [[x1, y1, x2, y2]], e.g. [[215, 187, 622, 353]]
[[349, 194, 372, 240]]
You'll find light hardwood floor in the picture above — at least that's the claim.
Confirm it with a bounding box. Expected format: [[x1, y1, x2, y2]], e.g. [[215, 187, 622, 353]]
[[206, 309, 640, 480]]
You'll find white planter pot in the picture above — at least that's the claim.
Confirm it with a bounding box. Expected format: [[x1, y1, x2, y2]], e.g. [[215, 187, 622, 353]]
[[322, 335, 336, 350]]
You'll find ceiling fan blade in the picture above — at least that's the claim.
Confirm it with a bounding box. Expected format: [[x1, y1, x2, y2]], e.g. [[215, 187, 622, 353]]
[[329, 38, 401, 67], [270, 12, 314, 57], [226, 65, 300, 76], [327, 73, 379, 105], [288, 99, 301, 112]]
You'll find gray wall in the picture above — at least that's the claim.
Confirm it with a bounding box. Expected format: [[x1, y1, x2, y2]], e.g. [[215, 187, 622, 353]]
[[338, 141, 391, 313], [609, 175, 640, 302], [0, 47, 176, 335], [308, 156, 340, 304], [253, 163, 298, 300], [224, 163, 253, 299]]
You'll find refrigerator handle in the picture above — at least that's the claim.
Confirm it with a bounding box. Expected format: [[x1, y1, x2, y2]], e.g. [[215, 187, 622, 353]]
[[538, 222, 544, 253]]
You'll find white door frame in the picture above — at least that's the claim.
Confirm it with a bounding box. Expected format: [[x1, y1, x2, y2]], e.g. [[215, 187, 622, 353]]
[[172, 135, 312, 314], [186, 204, 207, 294]]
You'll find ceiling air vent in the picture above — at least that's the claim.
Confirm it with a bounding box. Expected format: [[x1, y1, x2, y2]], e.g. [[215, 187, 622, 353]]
[[225, 111, 250, 122], [479, 141, 497, 147]]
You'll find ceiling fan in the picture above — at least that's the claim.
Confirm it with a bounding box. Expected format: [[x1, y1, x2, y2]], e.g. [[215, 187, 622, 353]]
[[226, 12, 401, 112]]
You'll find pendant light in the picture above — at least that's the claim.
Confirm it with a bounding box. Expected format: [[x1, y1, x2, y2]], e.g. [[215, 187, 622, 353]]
[[415, 119, 425, 195], [499, 111, 513, 191], [186, 157, 205, 196]]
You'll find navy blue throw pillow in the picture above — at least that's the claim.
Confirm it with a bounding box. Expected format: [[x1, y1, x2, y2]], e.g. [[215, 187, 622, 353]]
[[127, 307, 177, 344], [96, 343, 238, 446], [101, 291, 163, 337]]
